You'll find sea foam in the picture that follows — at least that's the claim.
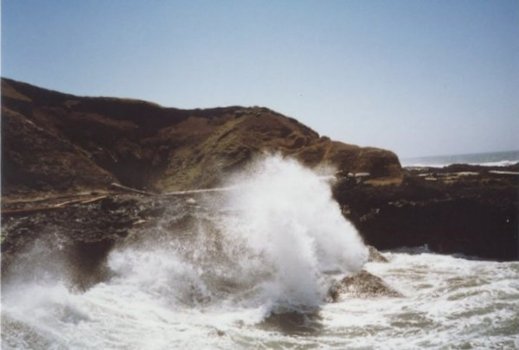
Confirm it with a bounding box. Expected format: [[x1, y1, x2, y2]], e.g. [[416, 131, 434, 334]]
[[2, 155, 370, 349]]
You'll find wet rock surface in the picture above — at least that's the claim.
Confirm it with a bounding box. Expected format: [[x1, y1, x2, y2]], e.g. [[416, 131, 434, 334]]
[[329, 270, 402, 300], [335, 165, 519, 261], [1, 193, 170, 288]]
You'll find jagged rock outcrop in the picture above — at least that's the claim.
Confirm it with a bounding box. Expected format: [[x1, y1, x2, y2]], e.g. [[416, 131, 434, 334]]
[[334, 166, 519, 261], [1, 78, 402, 197]]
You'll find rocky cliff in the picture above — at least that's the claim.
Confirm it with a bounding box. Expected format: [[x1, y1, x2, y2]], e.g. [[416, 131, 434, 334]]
[[2, 78, 402, 197]]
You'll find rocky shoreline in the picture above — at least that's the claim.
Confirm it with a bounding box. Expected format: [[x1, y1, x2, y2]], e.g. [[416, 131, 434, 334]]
[[2, 162, 517, 283], [334, 163, 519, 261], [1, 78, 518, 286]]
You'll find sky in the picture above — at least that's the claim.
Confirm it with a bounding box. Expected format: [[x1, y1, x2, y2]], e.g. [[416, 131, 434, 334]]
[[2, 0, 518, 158]]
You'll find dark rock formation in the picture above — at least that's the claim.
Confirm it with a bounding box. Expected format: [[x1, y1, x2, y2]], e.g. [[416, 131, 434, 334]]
[[329, 270, 402, 300], [0, 194, 164, 289], [335, 166, 519, 261]]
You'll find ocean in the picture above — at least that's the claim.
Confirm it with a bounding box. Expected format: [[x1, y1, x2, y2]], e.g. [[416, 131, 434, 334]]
[[401, 150, 519, 168], [2, 156, 519, 349]]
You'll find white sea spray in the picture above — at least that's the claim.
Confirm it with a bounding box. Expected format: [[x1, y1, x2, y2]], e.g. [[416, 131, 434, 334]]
[[2, 155, 518, 349]]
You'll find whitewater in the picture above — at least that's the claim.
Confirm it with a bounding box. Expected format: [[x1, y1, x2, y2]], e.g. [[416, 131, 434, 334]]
[[2, 156, 519, 349]]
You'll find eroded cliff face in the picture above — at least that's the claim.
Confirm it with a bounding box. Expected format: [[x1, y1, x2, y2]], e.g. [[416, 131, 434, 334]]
[[1, 78, 402, 197]]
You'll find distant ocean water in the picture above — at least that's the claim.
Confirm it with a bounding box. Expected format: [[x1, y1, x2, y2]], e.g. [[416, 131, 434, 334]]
[[401, 150, 519, 168]]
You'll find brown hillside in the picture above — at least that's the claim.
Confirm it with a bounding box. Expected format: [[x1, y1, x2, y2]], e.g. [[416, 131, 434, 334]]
[[1, 78, 402, 196]]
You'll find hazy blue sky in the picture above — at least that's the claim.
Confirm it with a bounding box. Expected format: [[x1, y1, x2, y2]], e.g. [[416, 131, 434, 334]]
[[2, 0, 518, 158]]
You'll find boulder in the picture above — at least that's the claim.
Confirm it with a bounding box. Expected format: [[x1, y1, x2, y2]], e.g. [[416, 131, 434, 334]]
[[328, 270, 402, 301]]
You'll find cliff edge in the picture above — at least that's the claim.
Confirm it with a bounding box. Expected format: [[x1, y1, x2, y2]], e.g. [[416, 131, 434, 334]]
[[1, 78, 402, 197]]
